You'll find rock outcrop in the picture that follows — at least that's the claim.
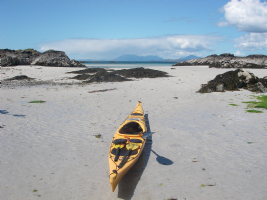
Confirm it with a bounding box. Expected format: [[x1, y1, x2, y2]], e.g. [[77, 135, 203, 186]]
[[198, 69, 267, 93], [1, 49, 85, 67], [173, 53, 267, 68], [68, 67, 170, 83]]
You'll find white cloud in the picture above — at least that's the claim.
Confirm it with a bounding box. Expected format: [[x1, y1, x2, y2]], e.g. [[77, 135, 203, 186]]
[[234, 33, 267, 50], [216, 0, 267, 32], [234, 50, 245, 56], [39, 35, 223, 59]]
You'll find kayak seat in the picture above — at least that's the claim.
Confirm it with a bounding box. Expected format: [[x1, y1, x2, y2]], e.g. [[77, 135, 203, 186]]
[[119, 122, 143, 135], [112, 139, 127, 144], [129, 139, 142, 143], [111, 147, 138, 156]]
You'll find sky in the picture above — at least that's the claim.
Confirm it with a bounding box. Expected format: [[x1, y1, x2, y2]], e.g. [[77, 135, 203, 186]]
[[1, 0, 267, 60]]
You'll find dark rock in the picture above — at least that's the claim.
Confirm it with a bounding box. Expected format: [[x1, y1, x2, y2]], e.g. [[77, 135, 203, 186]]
[[5, 75, 34, 81], [69, 67, 170, 83], [1, 49, 85, 67], [1, 49, 40, 66], [259, 77, 267, 88], [198, 69, 266, 93], [71, 74, 93, 80], [207, 54, 218, 57], [220, 53, 235, 57], [248, 82, 267, 93], [83, 70, 131, 83], [246, 54, 267, 59], [115, 67, 170, 78], [67, 68, 106, 74]]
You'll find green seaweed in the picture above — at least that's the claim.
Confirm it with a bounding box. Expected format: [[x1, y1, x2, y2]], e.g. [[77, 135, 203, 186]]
[[229, 104, 239, 106], [28, 100, 46, 103], [246, 110, 263, 113], [243, 95, 267, 113], [201, 184, 206, 187], [95, 134, 102, 138], [33, 189, 38, 192], [247, 142, 255, 144]]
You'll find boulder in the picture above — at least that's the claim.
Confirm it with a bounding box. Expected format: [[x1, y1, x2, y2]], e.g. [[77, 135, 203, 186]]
[[1, 49, 85, 67], [248, 82, 267, 93], [32, 50, 85, 67], [1, 49, 40, 66], [198, 69, 267, 93]]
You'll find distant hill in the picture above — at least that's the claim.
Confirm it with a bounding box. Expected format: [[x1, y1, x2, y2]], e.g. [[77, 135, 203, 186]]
[[77, 54, 201, 62], [182, 55, 201, 60], [77, 59, 93, 62], [162, 55, 201, 62], [112, 54, 164, 61]]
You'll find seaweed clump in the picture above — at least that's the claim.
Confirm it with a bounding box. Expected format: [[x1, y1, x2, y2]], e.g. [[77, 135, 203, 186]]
[[67, 68, 106, 74], [69, 67, 170, 83], [83, 70, 131, 83], [5, 75, 34, 81], [198, 69, 267, 93], [115, 67, 169, 78]]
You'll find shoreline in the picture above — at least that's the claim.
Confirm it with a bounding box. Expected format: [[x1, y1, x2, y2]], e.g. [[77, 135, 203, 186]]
[[1, 65, 267, 200]]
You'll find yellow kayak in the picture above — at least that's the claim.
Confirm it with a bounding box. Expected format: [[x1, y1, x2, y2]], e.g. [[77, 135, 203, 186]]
[[108, 101, 147, 192]]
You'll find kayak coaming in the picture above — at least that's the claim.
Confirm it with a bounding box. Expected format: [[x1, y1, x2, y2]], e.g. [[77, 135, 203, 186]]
[[108, 101, 147, 192]]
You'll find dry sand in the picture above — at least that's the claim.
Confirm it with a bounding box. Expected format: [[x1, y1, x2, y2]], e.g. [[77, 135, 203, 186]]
[[1, 65, 267, 200]]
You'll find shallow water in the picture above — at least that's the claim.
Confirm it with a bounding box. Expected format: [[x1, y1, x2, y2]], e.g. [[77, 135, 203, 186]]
[[84, 61, 176, 69]]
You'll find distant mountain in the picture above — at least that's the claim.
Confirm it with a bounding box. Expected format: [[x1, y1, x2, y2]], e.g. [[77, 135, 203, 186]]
[[77, 58, 93, 62], [112, 54, 164, 61], [181, 55, 201, 60], [77, 54, 201, 62], [162, 55, 201, 63]]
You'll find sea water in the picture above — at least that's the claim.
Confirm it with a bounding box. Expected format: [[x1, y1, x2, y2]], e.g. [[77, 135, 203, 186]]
[[83, 61, 176, 69]]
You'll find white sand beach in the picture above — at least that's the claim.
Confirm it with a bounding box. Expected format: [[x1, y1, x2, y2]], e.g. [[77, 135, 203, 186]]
[[1, 65, 267, 200]]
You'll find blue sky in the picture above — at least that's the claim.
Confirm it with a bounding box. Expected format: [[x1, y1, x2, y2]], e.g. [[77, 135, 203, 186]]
[[1, 0, 267, 60]]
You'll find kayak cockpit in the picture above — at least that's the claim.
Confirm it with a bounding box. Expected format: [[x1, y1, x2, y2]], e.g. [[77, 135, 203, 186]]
[[119, 122, 143, 135]]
